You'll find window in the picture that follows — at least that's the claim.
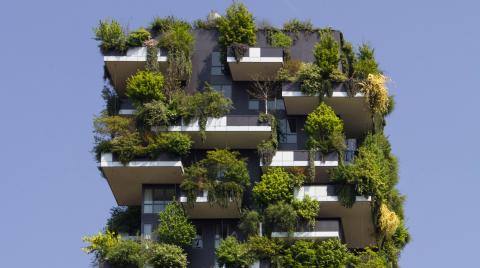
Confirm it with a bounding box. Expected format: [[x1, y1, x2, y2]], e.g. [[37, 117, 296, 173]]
[[192, 227, 203, 248], [211, 52, 224, 75], [143, 187, 175, 214], [248, 99, 260, 110], [212, 84, 232, 99], [279, 118, 297, 143], [143, 224, 152, 240]]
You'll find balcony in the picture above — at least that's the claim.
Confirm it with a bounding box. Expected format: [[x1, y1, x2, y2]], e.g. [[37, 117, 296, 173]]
[[99, 152, 183, 206], [295, 185, 374, 248], [104, 47, 168, 95], [271, 220, 341, 241], [282, 83, 372, 137], [179, 190, 241, 219], [226, 47, 284, 81], [156, 115, 271, 149]]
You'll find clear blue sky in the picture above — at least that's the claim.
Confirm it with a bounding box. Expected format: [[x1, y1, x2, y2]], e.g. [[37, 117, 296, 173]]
[[0, 0, 478, 267]]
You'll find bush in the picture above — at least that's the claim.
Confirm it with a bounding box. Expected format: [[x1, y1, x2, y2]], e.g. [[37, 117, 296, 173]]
[[110, 132, 144, 164], [292, 196, 319, 228], [253, 167, 304, 206], [156, 202, 196, 248], [126, 28, 151, 47], [126, 71, 165, 106], [106, 239, 142, 268], [314, 30, 341, 77], [218, 3, 256, 48], [239, 210, 261, 236], [352, 248, 388, 268], [353, 44, 380, 80], [316, 239, 351, 267], [149, 16, 190, 34], [147, 132, 192, 157], [159, 23, 195, 58], [281, 240, 317, 268], [264, 201, 298, 233], [94, 19, 127, 53], [277, 60, 302, 82], [82, 231, 119, 261], [270, 31, 293, 48], [358, 73, 390, 115], [231, 42, 249, 62], [147, 243, 187, 268], [297, 63, 324, 96], [135, 100, 178, 129], [247, 236, 282, 261], [94, 115, 132, 137], [305, 103, 345, 154], [283, 19, 314, 34], [106, 206, 141, 235], [216, 236, 255, 268], [378, 204, 399, 238]]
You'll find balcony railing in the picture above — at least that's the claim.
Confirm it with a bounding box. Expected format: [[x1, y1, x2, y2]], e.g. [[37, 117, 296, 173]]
[[271, 219, 341, 240]]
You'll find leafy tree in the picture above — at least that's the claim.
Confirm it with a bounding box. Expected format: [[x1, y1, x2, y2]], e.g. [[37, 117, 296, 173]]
[[159, 23, 195, 58], [149, 16, 190, 34], [281, 240, 317, 268], [156, 202, 196, 248], [264, 201, 298, 233], [135, 100, 178, 130], [305, 103, 346, 155], [292, 196, 320, 228], [238, 210, 261, 236], [316, 239, 352, 267], [126, 71, 165, 106], [253, 167, 304, 206], [94, 19, 127, 53], [218, 3, 256, 48], [247, 236, 282, 261], [110, 132, 144, 164], [270, 31, 293, 48], [216, 236, 255, 268], [314, 30, 341, 78], [358, 73, 390, 116], [353, 44, 380, 80], [146, 242, 187, 268], [82, 231, 119, 262], [126, 28, 151, 47], [106, 206, 141, 235], [352, 248, 388, 268], [106, 239, 142, 268]]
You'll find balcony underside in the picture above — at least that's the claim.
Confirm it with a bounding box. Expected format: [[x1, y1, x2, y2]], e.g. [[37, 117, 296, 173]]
[[175, 129, 271, 149], [180, 197, 241, 219], [227, 60, 283, 81], [282, 91, 373, 138], [99, 153, 183, 206]]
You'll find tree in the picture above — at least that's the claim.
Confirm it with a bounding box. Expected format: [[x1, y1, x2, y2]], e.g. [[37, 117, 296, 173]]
[[156, 202, 196, 248], [264, 201, 298, 233], [146, 242, 188, 268], [218, 3, 256, 47], [281, 240, 317, 268], [247, 75, 277, 114], [316, 239, 352, 267], [253, 167, 304, 206], [106, 206, 141, 235], [216, 236, 255, 268], [126, 71, 165, 106]]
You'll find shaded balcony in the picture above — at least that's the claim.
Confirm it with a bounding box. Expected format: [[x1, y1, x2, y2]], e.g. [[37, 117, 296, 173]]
[[179, 190, 241, 219], [227, 47, 284, 81]]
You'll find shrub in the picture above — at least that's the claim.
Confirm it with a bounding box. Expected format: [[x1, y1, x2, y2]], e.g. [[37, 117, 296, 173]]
[[149, 16, 190, 34], [94, 115, 132, 137], [264, 201, 298, 233], [230, 42, 249, 62], [216, 236, 255, 268], [106, 206, 141, 235], [353, 44, 380, 80], [270, 31, 293, 48], [126, 28, 151, 47], [110, 132, 144, 164], [277, 60, 302, 82], [239, 210, 261, 236], [135, 100, 178, 130], [378, 204, 399, 238], [147, 132, 192, 157], [352, 248, 388, 268], [316, 239, 352, 267], [247, 236, 282, 261], [106, 239, 142, 268], [283, 19, 314, 33], [156, 202, 196, 248], [218, 3, 256, 48], [253, 167, 304, 206], [358, 73, 390, 115], [297, 62, 324, 96], [257, 140, 276, 166], [314, 30, 341, 77], [305, 103, 345, 154], [159, 23, 195, 58], [292, 196, 319, 227], [82, 231, 119, 261], [281, 240, 317, 268], [94, 19, 127, 53], [126, 71, 165, 106], [341, 41, 356, 78], [147, 243, 187, 268]]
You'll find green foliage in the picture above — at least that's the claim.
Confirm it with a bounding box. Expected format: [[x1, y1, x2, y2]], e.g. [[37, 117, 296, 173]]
[[247, 236, 282, 260], [239, 210, 261, 236], [106, 239, 142, 268], [257, 113, 278, 166], [218, 3, 256, 48], [264, 201, 298, 233], [145, 39, 160, 72], [352, 248, 388, 268], [316, 239, 351, 267], [282, 19, 314, 34], [181, 149, 250, 207], [330, 133, 398, 205], [147, 242, 187, 268], [126, 71, 165, 106], [216, 236, 255, 268], [147, 132, 192, 157], [126, 28, 151, 47], [159, 23, 195, 58], [135, 100, 178, 130], [270, 31, 293, 48], [314, 30, 341, 77], [281, 240, 317, 268], [183, 86, 232, 142], [156, 202, 196, 248], [292, 196, 319, 227], [94, 19, 127, 53], [305, 103, 346, 155], [297, 63, 325, 95], [354, 44, 380, 80], [277, 60, 302, 82], [341, 41, 356, 78], [106, 206, 141, 235], [149, 16, 191, 34], [110, 132, 144, 164], [253, 167, 304, 206], [230, 42, 250, 62], [82, 231, 119, 261], [101, 85, 120, 116], [94, 115, 132, 138]]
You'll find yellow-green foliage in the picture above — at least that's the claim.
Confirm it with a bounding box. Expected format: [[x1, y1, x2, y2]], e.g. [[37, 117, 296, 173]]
[[126, 71, 165, 106], [378, 204, 399, 238], [358, 73, 390, 115], [292, 196, 320, 227], [305, 102, 345, 154], [94, 19, 127, 53], [218, 3, 256, 47], [82, 231, 119, 260], [94, 115, 132, 137], [126, 27, 151, 47], [253, 167, 304, 206]]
